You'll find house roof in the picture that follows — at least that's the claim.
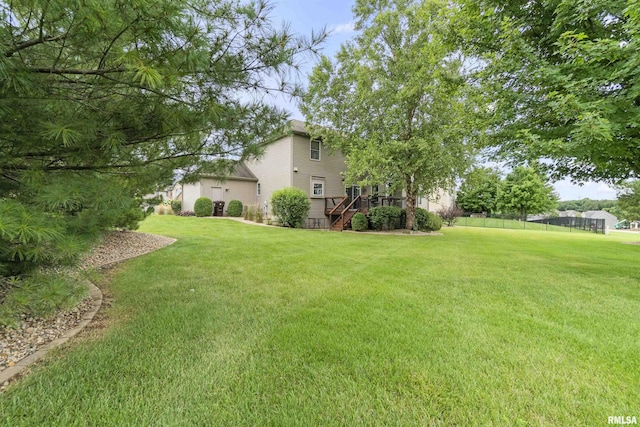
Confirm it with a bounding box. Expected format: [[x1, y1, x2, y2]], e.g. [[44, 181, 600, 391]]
[[582, 210, 618, 221], [201, 162, 258, 182], [230, 163, 258, 180], [261, 120, 310, 146], [289, 119, 309, 136]]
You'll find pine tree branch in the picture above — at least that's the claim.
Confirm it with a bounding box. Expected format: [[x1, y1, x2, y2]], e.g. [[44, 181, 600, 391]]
[[27, 67, 126, 75], [4, 35, 65, 57]]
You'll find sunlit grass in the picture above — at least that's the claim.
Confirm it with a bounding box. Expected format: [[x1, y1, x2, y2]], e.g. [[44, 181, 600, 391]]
[[1, 216, 639, 426]]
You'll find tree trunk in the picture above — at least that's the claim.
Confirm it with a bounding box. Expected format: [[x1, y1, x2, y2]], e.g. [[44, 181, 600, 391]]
[[405, 177, 416, 230]]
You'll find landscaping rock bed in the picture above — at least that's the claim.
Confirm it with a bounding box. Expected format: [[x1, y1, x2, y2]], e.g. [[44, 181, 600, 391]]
[[0, 231, 176, 386]]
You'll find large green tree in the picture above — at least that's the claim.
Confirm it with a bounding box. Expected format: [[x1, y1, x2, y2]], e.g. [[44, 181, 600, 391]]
[[301, 0, 474, 230], [617, 180, 640, 221], [498, 167, 558, 221], [456, 0, 640, 182], [456, 167, 501, 213], [0, 0, 324, 276]]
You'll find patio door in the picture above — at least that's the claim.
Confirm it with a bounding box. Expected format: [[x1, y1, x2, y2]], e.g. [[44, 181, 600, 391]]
[[346, 185, 360, 203]]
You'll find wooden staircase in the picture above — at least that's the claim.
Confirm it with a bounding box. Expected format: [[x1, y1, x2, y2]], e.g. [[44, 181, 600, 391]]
[[325, 195, 369, 231]]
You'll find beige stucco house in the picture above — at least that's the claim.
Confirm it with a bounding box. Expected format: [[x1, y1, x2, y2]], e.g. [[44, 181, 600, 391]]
[[179, 120, 454, 227], [246, 120, 348, 221], [180, 163, 258, 214]]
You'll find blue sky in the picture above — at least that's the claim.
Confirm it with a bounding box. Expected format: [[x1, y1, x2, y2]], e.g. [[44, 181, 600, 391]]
[[269, 0, 618, 201]]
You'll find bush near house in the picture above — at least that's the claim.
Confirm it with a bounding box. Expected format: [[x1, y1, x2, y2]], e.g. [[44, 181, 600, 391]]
[[271, 187, 310, 228], [438, 205, 463, 227], [113, 207, 146, 230], [415, 208, 442, 231], [170, 200, 182, 215], [227, 200, 243, 217], [369, 206, 403, 230], [194, 197, 213, 217], [351, 213, 369, 231]]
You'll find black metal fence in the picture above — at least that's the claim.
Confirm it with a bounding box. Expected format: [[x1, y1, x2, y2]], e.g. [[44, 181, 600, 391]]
[[528, 217, 606, 234], [457, 213, 606, 234]]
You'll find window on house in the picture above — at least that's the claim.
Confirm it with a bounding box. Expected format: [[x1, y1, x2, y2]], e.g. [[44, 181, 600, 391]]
[[310, 140, 321, 161], [257, 182, 261, 196], [311, 177, 325, 198]]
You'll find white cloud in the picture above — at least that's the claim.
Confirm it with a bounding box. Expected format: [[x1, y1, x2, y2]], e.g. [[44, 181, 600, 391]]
[[553, 179, 618, 200], [329, 22, 355, 34]]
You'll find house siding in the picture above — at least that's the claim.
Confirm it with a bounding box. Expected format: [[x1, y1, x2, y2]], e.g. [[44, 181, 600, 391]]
[[246, 135, 293, 216], [181, 182, 202, 212], [199, 178, 257, 215], [181, 179, 257, 214], [291, 134, 347, 219], [416, 189, 454, 213]]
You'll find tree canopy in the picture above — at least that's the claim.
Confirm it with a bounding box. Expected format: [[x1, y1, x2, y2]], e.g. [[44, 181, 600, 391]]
[[301, 0, 474, 230], [456, 167, 501, 213], [617, 180, 640, 221], [498, 167, 558, 221], [456, 0, 640, 182], [0, 0, 323, 276]]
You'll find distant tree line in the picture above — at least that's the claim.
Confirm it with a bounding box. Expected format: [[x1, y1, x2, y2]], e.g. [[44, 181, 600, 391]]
[[557, 199, 617, 212]]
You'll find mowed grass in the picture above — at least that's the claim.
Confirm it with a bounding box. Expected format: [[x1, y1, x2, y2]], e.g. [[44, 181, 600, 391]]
[[1, 216, 639, 426]]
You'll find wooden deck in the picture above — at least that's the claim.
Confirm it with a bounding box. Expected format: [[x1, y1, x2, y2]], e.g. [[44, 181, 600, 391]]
[[324, 195, 402, 230]]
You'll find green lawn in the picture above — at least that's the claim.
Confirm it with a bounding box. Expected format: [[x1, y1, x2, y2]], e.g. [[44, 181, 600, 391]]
[[2, 216, 639, 426]]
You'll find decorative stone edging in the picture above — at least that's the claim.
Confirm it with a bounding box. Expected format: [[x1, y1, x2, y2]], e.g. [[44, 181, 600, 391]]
[[0, 282, 102, 387], [0, 233, 177, 389]]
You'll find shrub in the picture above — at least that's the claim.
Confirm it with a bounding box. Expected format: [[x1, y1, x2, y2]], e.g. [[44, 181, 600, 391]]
[[415, 208, 429, 231], [255, 208, 264, 223], [113, 207, 145, 230], [426, 212, 442, 231], [227, 200, 243, 217], [146, 206, 155, 215], [170, 199, 182, 214], [437, 205, 463, 227], [271, 187, 311, 228], [194, 197, 213, 217], [415, 208, 442, 231], [244, 205, 256, 221], [351, 213, 368, 231], [368, 206, 402, 230]]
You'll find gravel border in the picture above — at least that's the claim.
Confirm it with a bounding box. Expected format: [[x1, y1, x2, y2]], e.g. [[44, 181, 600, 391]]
[[0, 231, 176, 391]]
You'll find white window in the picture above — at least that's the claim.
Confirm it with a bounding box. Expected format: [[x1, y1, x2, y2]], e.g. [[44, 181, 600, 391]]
[[310, 140, 321, 161], [311, 177, 325, 198]]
